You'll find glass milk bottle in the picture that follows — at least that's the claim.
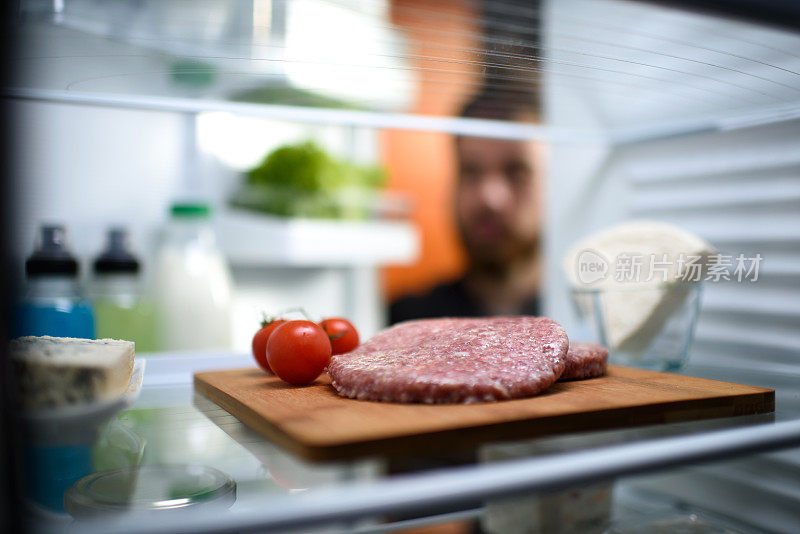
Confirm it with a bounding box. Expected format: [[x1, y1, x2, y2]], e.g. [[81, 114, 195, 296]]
[[151, 202, 233, 351]]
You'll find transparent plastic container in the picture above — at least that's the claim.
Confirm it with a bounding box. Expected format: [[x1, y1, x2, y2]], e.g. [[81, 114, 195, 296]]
[[19, 359, 145, 513], [605, 511, 750, 534], [571, 283, 703, 372], [64, 464, 236, 519]]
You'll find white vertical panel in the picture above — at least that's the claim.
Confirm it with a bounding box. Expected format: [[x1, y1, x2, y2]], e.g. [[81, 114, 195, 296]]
[[545, 2, 800, 531]]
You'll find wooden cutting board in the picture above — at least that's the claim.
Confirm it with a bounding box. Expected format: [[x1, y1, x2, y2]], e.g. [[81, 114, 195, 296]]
[[194, 366, 774, 462]]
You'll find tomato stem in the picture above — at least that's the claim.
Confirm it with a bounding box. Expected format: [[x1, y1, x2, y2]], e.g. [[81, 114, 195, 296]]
[[258, 307, 317, 326], [259, 311, 276, 327], [277, 307, 315, 322]]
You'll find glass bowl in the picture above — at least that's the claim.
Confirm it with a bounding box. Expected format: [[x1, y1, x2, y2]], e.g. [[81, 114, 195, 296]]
[[64, 464, 236, 519], [571, 283, 703, 372]]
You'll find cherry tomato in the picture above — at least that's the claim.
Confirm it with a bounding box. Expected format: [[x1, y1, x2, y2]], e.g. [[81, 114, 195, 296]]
[[319, 317, 359, 355], [252, 319, 287, 373], [267, 320, 332, 385]]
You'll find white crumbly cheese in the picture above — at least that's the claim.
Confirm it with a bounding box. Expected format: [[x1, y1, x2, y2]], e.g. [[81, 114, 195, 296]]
[[483, 483, 612, 534], [482, 437, 612, 534], [563, 221, 716, 352], [9, 336, 135, 409]]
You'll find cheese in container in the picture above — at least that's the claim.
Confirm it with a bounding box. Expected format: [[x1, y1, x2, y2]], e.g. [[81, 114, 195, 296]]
[[8, 336, 144, 512]]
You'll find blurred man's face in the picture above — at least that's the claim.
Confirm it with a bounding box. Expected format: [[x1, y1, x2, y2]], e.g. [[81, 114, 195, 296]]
[[455, 136, 543, 268]]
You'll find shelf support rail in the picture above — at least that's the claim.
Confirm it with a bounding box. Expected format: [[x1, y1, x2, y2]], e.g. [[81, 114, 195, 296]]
[[41, 418, 800, 534]]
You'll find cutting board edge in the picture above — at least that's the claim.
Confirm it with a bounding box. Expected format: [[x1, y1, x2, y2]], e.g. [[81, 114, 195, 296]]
[[605, 365, 774, 393], [193, 373, 318, 460], [192, 369, 775, 463], [290, 390, 775, 461]]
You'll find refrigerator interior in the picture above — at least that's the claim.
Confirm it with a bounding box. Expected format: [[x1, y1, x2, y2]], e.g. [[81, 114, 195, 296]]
[[6, 0, 800, 532]]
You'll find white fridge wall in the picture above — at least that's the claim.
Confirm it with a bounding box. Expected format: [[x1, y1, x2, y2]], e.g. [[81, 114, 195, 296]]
[[544, 0, 800, 134], [11, 99, 392, 350], [544, 0, 800, 401], [544, 3, 800, 531], [11, 100, 184, 275]]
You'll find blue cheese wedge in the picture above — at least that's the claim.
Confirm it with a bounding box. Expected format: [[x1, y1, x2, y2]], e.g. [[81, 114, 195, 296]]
[[9, 336, 135, 410]]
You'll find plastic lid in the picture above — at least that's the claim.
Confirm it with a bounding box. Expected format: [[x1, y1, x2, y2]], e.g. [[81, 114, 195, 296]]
[[64, 464, 236, 518], [170, 202, 211, 218], [26, 225, 79, 276], [93, 228, 140, 274]]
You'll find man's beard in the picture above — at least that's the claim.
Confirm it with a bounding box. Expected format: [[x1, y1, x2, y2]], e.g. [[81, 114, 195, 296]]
[[464, 234, 540, 278]]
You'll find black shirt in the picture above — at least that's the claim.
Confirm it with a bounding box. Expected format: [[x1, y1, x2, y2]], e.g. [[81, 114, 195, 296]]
[[389, 278, 541, 325]]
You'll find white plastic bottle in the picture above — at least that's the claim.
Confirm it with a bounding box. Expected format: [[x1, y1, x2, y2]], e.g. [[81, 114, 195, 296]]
[[152, 202, 233, 351]]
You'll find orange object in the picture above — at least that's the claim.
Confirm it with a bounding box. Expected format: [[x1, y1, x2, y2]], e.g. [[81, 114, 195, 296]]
[[395, 522, 475, 534], [381, 0, 482, 302]]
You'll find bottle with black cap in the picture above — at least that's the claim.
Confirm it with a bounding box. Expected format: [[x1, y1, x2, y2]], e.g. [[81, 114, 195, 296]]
[[13, 225, 95, 338], [91, 228, 156, 351]]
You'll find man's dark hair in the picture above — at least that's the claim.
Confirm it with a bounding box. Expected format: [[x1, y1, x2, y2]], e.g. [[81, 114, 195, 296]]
[[458, 86, 540, 122], [461, 0, 542, 122]]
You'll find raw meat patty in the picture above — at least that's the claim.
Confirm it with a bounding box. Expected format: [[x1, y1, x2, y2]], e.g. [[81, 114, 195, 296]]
[[559, 341, 609, 381], [327, 317, 569, 404]]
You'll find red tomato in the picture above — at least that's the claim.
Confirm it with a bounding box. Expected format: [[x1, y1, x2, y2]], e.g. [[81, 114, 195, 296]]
[[319, 317, 359, 355], [252, 319, 287, 373], [267, 320, 332, 385]]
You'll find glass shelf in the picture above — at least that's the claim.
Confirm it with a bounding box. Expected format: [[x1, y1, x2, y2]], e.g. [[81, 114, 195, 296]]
[[26, 351, 800, 534], [8, 0, 800, 144]]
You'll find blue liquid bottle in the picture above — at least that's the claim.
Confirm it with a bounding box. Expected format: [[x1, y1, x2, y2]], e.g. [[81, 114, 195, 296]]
[[13, 225, 96, 512], [13, 225, 95, 339]]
